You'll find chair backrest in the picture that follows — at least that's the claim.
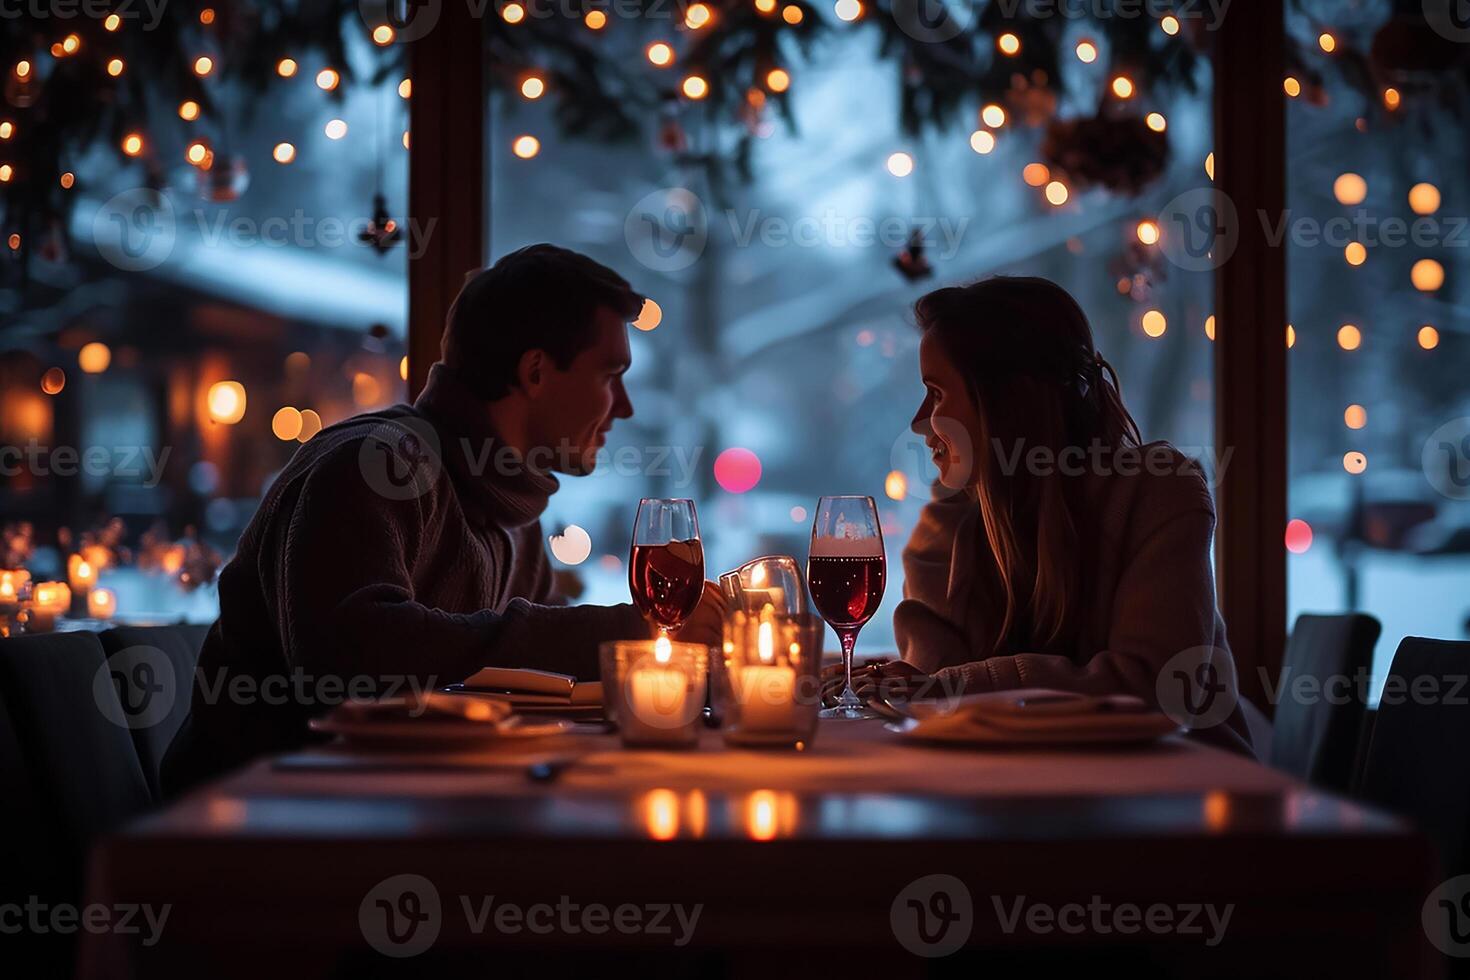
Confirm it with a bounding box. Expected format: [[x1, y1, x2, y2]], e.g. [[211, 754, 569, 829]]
[[1359, 636, 1470, 877], [98, 624, 209, 799], [1268, 613, 1381, 793]]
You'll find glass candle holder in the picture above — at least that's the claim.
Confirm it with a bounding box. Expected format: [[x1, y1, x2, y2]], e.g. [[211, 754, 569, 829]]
[[24, 582, 70, 634], [718, 555, 807, 615], [713, 608, 824, 748], [600, 637, 708, 748]]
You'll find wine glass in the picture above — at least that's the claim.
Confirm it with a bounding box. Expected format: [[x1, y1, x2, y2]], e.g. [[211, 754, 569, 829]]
[[629, 498, 705, 637], [718, 555, 807, 615], [807, 495, 886, 720]]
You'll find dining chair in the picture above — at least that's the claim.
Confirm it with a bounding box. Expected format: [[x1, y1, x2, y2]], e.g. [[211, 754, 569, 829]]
[[1268, 613, 1381, 794], [98, 623, 209, 799], [0, 631, 154, 886], [1358, 636, 1470, 878]]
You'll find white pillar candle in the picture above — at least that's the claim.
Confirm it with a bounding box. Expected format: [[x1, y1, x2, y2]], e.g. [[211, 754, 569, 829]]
[[735, 620, 796, 731], [623, 636, 696, 743], [88, 587, 117, 620]]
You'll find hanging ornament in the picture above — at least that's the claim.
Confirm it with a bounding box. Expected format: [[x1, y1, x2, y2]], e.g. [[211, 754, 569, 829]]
[[1041, 113, 1168, 196], [357, 193, 402, 253], [1371, 14, 1467, 84], [892, 230, 934, 282]]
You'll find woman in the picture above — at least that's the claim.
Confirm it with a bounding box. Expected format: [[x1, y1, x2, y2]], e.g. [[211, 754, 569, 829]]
[[877, 276, 1252, 753]]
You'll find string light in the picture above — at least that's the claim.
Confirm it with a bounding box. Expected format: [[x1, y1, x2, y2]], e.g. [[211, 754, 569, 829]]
[[1333, 172, 1367, 205], [207, 381, 247, 425], [400, 357, 409, 382], [1205, 152, 1215, 180], [272, 407, 304, 441], [1418, 325, 1440, 350], [200, 8, 216, 24], [756, 0, 776, 12], [765, 68, 790, 92], [6, 233, 17, 250], [885, 470, 908, 501], [0, 121, 11, 139], [1412, 258, 1445, 292], [121, 133, 144, 157], [1383, 87, 1400, 110], [324, 119, 348, 140], [107, 58, 125, 76], [1022, 163, 1050, 187], [685, 3, 712, 28], [1343, 451, 1367, 475], [1285, 519, 1313, 554], [61, 33, 81, 55], [1075, 40, 1097, 63], [277, 58, 298, 77], [179, 101, 201, 121], [193, 56, 214, 77], [1160, 14, 1180, 35], [1283, 76, 1301, 98], [297, 410, 322, 442], [634, 298, 662, 331], [1045, 180, 1069, 206], [41, 368, 65, 395], [60, 171, 74, 188], [186, 140, 212, 167], [585, 10, 607, 28], [79, 342, 111, 373], [402, 131, 410, 149], [1146, 112, 1167, 132], [1287, 324, 1296, 349], [782, 4, 803, 23], [1344, 242, 1366, 266], [1111, 75, 1135, 99], [1142, 310, 1167, 338], [501, 2, 526, 23], [834, 0, 862, 22], [520, 76, 545, 99], [1337, 324, 1361, 350], [316, 68, 340, 91], [372, 25, 395, 45], [104, 13, 121, 30], [1344, 405, 1367, 429], [0, 164, 11, 182], [981, 103, 1006, 127], [1136, 219, 1160, 245], [969, 130, 995, 154], [1205, 315, 1216, 341], [512, 134, 540, 159], [14, 61, 30, 79], [681, 75, 708, 99], [997, 32, 1021, 55], [1409, 182, 1440, 215], [273, 143, 296, 164], [647, 42, 674, 67], [886, 151, 914, 177]]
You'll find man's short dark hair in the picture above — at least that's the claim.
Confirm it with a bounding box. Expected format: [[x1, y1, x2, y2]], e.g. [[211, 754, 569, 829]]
[[441, 244, 644, 400]]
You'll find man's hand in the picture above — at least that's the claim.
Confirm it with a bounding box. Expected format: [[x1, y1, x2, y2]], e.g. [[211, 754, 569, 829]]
[[821, 659, 930, 706], [672, 581, 726, 649]]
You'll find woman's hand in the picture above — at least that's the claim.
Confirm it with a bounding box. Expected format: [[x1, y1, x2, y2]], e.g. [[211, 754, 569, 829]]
[[821, 659, 930, 707], [672, 581, 727, 649]]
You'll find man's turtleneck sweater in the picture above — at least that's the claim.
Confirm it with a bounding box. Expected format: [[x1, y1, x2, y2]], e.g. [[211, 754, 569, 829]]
[[163, 364, 647, 792]]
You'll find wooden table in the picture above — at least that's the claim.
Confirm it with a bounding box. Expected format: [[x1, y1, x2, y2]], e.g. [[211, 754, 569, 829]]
[[81, 722, 1437, 979]]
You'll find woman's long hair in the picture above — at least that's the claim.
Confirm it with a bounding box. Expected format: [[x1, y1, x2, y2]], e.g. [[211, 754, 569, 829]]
[[915, 276, 1142, 655]]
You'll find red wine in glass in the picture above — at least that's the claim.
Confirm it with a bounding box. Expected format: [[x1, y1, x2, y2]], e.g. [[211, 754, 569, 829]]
[[630, 539, 705, 634], [808, 495, 886, 720], [629, 499, 704, 635]]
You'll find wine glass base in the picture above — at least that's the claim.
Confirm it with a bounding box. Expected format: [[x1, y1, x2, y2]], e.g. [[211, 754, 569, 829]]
[[819, 704, 880, 720]]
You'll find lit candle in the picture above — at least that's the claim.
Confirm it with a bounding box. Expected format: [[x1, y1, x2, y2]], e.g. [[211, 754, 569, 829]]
[[88, 587, 117, 620], [624, 635, 697, 744], [735, 618, 797, 731], [68, 553, 96, 591], [26, 582, 70, 632]]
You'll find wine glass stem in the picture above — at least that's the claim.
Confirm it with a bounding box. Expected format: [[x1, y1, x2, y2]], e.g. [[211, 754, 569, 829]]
[[839, 629, 861, 706]]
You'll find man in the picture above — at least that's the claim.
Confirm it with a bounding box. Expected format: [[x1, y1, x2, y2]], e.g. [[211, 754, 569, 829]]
[[164, 244, 723, 792]]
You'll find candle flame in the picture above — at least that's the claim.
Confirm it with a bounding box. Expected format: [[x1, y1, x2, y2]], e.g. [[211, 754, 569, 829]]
[[757, 621, 774, 663], [654, 634, 673, 663], [0, 581, 13, 600]]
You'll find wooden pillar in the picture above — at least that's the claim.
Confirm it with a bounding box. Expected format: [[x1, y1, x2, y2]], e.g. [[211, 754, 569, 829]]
[[1214, 0, 1288, 711], [407, 4, 486, 399]]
